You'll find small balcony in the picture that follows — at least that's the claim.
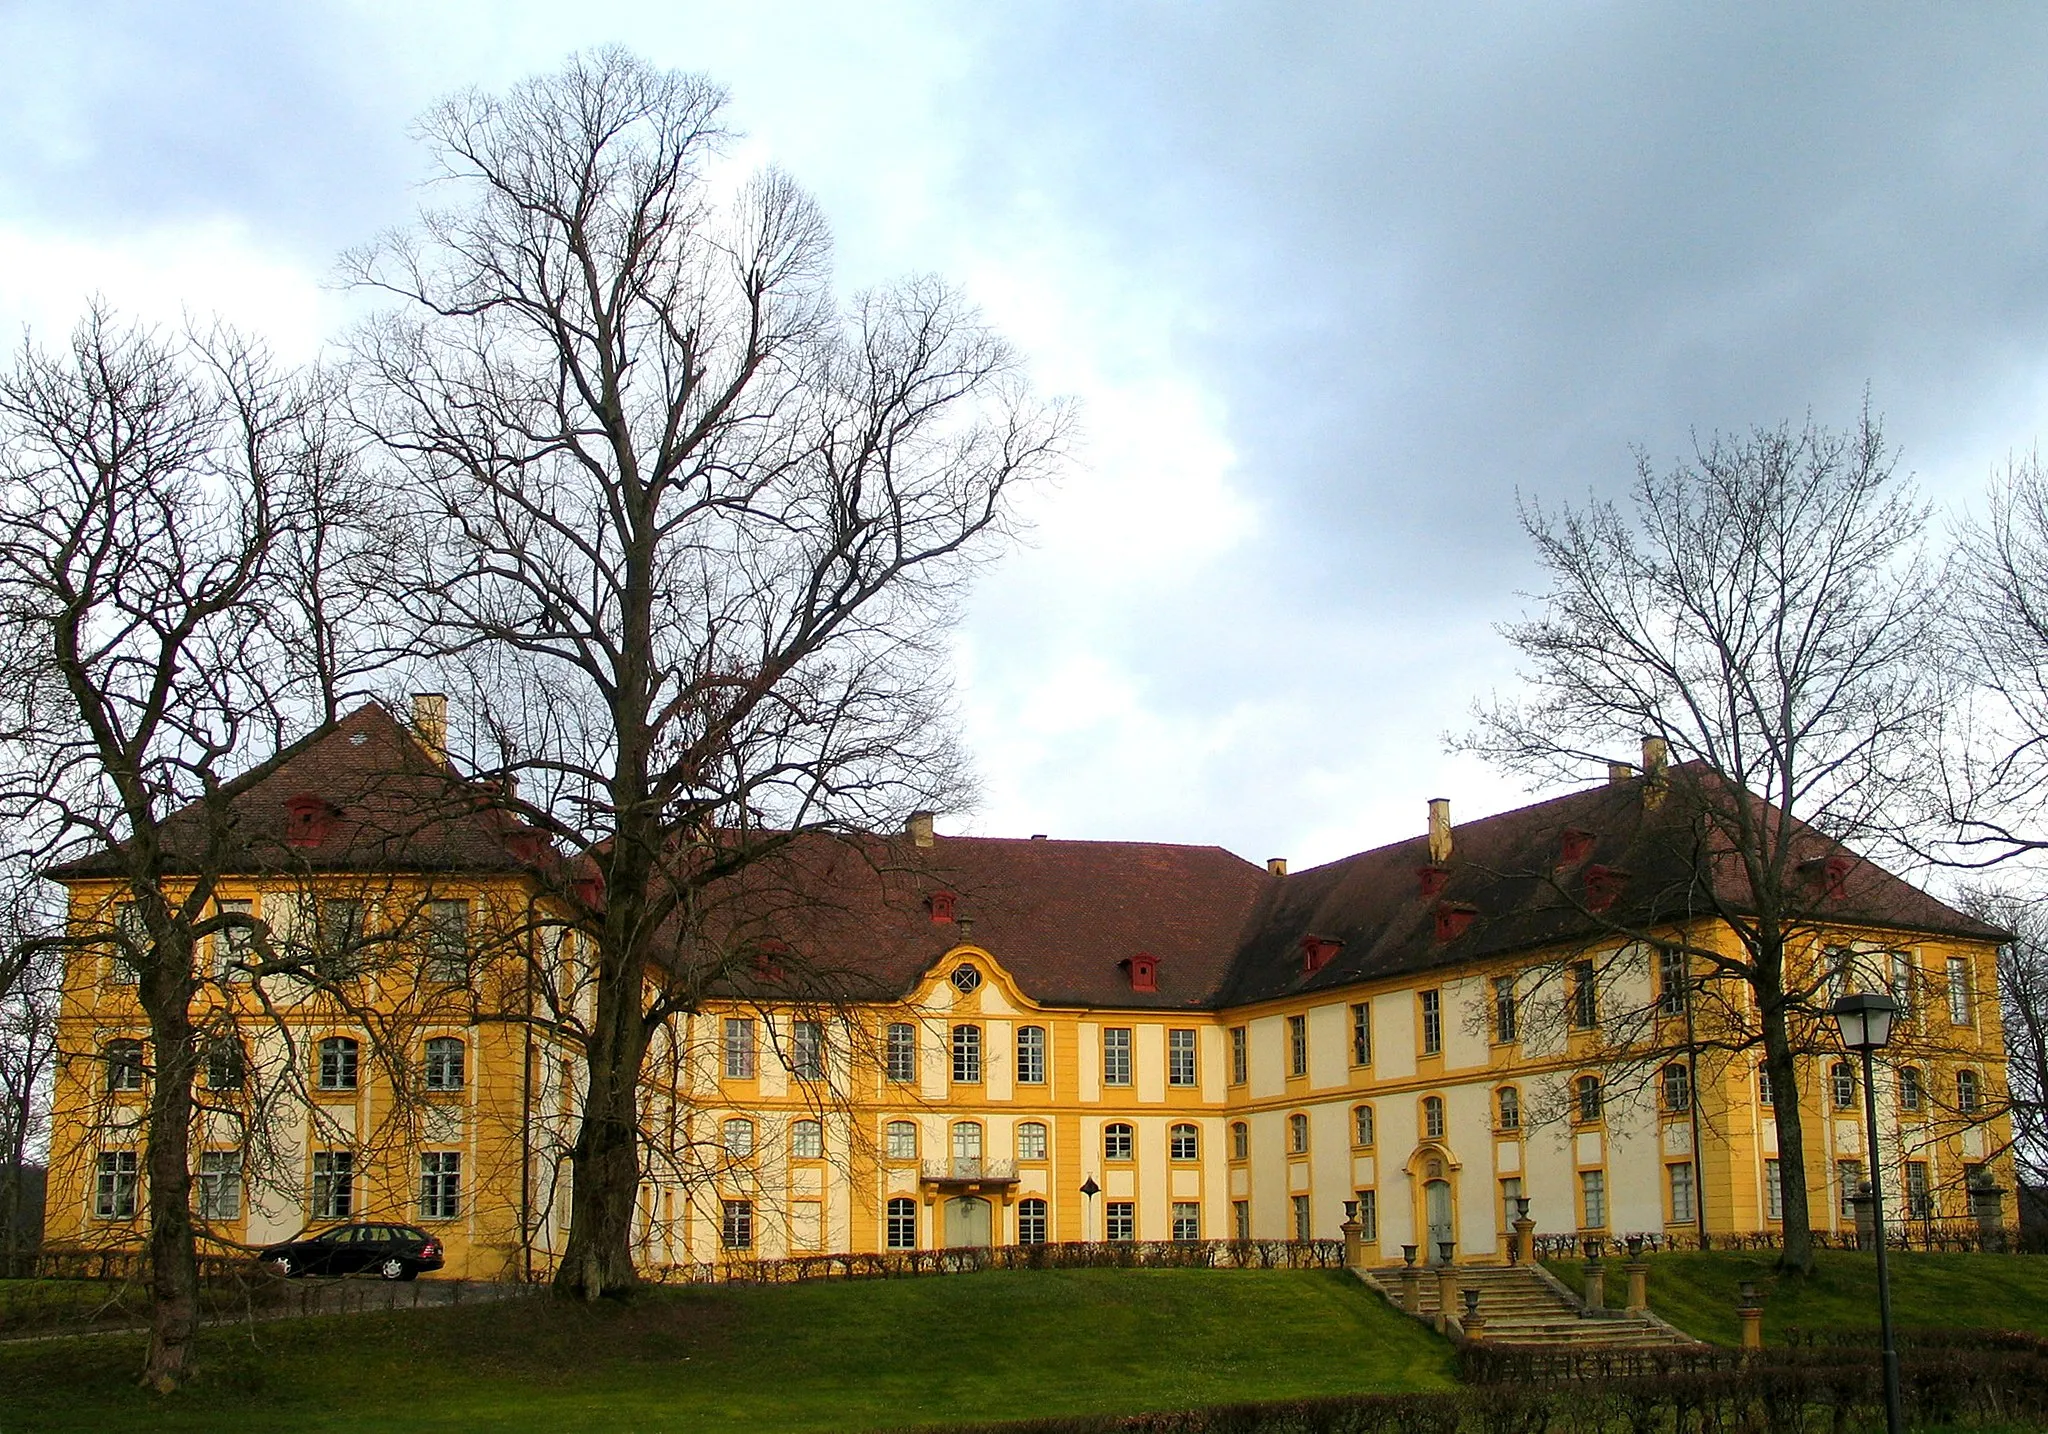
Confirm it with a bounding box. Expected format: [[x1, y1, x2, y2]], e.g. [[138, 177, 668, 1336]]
[[919, 1158, 1019, 1190]]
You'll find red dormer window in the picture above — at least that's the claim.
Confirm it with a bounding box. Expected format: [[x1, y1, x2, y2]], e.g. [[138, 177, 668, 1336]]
[[1417, 865, 1450, 898], [283, 793, 340, 848], [1432, 903, 1478, 942], [1558, 828, 1596, 867], [1120, 953, 1160, 992], [1300, 935, 1343, 974], [572, 873, 605, 909], [927, 891, 957, 924], [1583, 864, 1629, 912], [1799, 855, 1854, 901], [503, 827, 547, 864], [753, 939, 788, 984]]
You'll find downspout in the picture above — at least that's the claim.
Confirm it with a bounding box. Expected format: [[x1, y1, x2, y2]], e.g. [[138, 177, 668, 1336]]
[[519, 890, 535, 1282]]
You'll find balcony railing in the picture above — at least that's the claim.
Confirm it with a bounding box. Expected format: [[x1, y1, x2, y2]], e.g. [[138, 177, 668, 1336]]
[[919, 1158, 1019, 1185]]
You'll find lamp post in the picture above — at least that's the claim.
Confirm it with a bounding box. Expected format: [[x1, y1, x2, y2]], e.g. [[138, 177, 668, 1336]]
[[1831, 991, 1904, 1434], [1080, 1176, 1100, 1242]]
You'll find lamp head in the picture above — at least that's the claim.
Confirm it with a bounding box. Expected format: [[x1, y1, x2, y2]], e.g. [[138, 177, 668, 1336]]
[[1829, 991, 1902, 1052]]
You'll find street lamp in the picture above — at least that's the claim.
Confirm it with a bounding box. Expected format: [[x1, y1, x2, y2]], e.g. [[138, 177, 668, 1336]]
[[1831, 991, 1904, 1434], [1079, 1176, 1100, 1242]]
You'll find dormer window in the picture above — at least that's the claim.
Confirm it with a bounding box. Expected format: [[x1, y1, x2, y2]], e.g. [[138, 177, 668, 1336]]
[[753, 939, 788, 984], [1558, 828, 1596, 866], [1583, 864, 1629, 912], [1299, 936, 1342, 975], [282, 793, 340, 848], [1799, 855, 1854, 901], [1119, 953, 1160, 993], [1417, 865, 1449, 898], [503, 827, 547, 864], [1432, 903, 1477, 942], [927, 891, 957, 924]]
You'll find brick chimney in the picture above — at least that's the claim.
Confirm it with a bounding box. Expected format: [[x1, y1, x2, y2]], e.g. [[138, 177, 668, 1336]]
[[411, 692, 448, 762], [907, 811, 935, 848], [1641, 736, 1668, 808], [1607, 761, 1635, 785], [1267, 857, 1288, 877], [1427, 798, 1452, 865]]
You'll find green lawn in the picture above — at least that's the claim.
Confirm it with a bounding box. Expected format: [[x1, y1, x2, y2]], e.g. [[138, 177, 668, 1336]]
[[1542, 1250, 2048, 1347], [0, 1267, 1454, 1433]]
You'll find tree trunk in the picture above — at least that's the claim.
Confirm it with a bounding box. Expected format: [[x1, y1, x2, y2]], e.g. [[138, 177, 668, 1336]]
[[1759, 984, 1817, 1275], [139, 943, 199, 1391], [552, 926, 650, 1301]]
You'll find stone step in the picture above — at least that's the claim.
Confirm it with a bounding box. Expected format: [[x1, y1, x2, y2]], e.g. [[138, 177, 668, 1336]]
[[1361, 1264, 1700, 1350]]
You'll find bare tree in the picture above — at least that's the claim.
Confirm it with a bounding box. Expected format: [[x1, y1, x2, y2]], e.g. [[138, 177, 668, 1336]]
[[0, 308, 369, 1388], [345, 49, 1066, 1299], [1955, 887, 2048, 1202], [1462, 411, 1945, 1273], [0, 854, 60, 1271]]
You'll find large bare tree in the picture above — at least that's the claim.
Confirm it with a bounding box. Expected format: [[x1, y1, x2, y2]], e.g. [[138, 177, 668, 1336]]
[[1463, 411, 1944, 1272], [0, 308, 367, 1387], [346, 49, 1065, 1299], [0, 854, 60, 1272]]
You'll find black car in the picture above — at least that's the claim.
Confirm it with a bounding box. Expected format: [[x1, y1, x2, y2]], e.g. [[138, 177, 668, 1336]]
[[259, 1223, 445, 1280]]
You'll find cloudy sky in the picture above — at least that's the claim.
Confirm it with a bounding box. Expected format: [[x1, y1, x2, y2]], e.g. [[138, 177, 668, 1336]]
[[6, 3, 2048, 867]]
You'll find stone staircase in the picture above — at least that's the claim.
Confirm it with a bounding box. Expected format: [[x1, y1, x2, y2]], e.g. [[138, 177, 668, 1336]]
[[1364, 1263, 1700, 1348]]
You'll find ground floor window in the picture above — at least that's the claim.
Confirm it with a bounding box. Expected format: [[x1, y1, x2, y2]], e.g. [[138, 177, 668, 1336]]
[[885, 1197, 917, 1250], [1669, 1163, 1695, 1225], [1579, 1170, 1606, 1229], [722, 1198, 755, 1249], [1500, 1177, 1523, 1227], [94, 1151, 137, 1219], [1836, 1160, 1866, 1219], [1906, 1161, 1932, 1220], [197, 1150, 241, 1221], [419, 1151, 461, 1221], [1232, 1199, 1250, 1241], [1764, 1159, 1783, 1221], [1172, 1202, 1201, 1241], [1291, 1194, 1311, 1241], [1105, 1201, 1135, 1242], [1357, 1189, 1378, 1241], [312, 1150, 354, 1220], [1018, 1197, 1047, 1245]]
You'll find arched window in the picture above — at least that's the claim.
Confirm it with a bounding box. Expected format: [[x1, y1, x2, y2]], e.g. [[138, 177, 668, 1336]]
[[1018, 1197, 1049, 1245], [951, 1121, 984, 1162], [1496, 1087, 1521, 1131], [1353, 1104, 1375, 1148], [1422, 1096, 1445, 1140], [1169, 1123, 1198, 1161], [1288, 1112, 1311, 1153], [424, 1037, 465, 1091], [1230, 1121, 1250, 1160], [1831, 1062, 1856, 1111], [1661, 1063, 1691, 1113], [1016, 1121, 1048, 1161], [885, 1196, 917, 1250], [722, 1117, 755, 1158], [1957, 1069, 1981, 1113], [104, 1039, 144, 1092], [885, 1119, 917, 1160], [1899, 1066, 1925, 1112], [1103, 1122, 1134, 1161], [1575, 1074, 1603, 1123], [317, 1036, 358, 1091], [791, 1119, 824, 1159]]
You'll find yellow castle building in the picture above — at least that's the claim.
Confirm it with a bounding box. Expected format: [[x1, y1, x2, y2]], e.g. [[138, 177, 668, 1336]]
[[42, 701, 2016, 1279]]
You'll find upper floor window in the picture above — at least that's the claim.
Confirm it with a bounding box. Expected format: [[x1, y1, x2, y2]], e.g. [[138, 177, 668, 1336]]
[[1229, 1026, 1248, 1084], [313, 898, 365, 980], [723, 1017, 757, 1080], [1169, 1123, 1198, 1161], [1168, 1028, 1197, 1087], [1830, 1062, 1856, 1111], [1899, 1066, 1925, 1112], [95, 1151, 139, 1219], [204, 1038, 245, 1091], [317, 1036, 358, 1092], [885, 1120, 917, 1161], [1758, 1063, 1776, 1107], [1102, 1027, 1132, 1086], [105, 1039, 145, 1093], [1422, 1095, 1445, 1140], [722, 1117, 755, 1159], [1103, 1122, 1134, 1161], [110, 902, 145, 983], [1287, 1112, 1309, 1153], [1231, 1121, 1250, 1160], [951, 1024, 983, 1084], [1287, 1015, 1308, 1077], [951, 1121, 983, 1162], [1575, 1074, 1603, 1124], [1570, 961, 1598, 1029], [1016, 1026, 1047, 1084], [950, 963, 982, 995], [791, 1019, 826, 1080], [1017, 1121, 1047, 1161], [1420, 990, 1442, 1056], [791, 1119, 824, 1160], [1948, 957, 1974, 1026], [1350, 1003, 1373, 1065], [424, 1037, 465, 1091], [424, 898, 470, 983], [213, 899, 254, 980], [1496, 1087, 1521, 1131], [1661, 1062, 1691, 1114], [1957, 1069, 1982, 1114], [1658, 947, 1688, 1015], [885, 1022, 916, 1083], [1492, 977, 1518, 1043], [1353, 1104, 1375, 1147]]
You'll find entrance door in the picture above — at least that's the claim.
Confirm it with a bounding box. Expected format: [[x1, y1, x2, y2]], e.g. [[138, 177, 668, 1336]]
[[946, 1196, 992, 1247], [1425, 1180, 1454, 1260]]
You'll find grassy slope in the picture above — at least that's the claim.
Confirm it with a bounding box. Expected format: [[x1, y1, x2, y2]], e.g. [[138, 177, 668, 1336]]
[[1542, 1251, 2048, 1347], [0, 1268, 1454, 1433]]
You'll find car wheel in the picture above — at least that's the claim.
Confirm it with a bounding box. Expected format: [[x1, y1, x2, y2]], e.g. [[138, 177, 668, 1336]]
[[269, 1255, 296, 1278], [379, 1257, 406, 1281]]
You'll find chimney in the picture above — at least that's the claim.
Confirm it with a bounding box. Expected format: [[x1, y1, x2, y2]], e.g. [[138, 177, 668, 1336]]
[[1267, 857, 1288, 877], [1030, 833, 1048, 841], [411, 693, 448, 762], [1427, 798, 1452, 865], [1641, 736, 1669, 809], [907, 811, 935, 848], [1607, 761, 1635, 785]]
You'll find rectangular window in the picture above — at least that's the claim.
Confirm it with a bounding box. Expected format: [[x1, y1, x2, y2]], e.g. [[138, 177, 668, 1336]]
[[886, 1197, 918, 1250], [1658, 947, 1688, 1016], [1287, 1015, 1308, 1076], [1018, 1199, 1047, 1245], [1357, 1189, 1378, 1240], [1102, 1027, 1132, 1086], [1669, 1164, 1696, 1225], [1232, 1199, 1251, 1241], [1500, 1177, 1523, 1226], [105, 1039, 145, 1092], [205, 1039, 244, 1091], [721, 1198, 754, 1249], [1571, 961, 1598, 1029], [424, 1037, 465, 1091], [315, 898, 365, 979], [791, 1019, 825, 1080], [1492, 977, 1517, 1043], [1106, 1201, 1135, 1242], [1948, 957, 1973, 1026], [1837, 1159, 1866, 1219], [1764, 1159, 1783, 1221], [1229, 1025, 1248, 1085], [317, 1037, 358, 1092], [1292, 1194, 1312, 1241], [1167, 1028, 1197, 1086], [1351, 1003, 1373, 1065], [1171, 1202, 1201, 1241], [1420, 990, 1442, 1056], [1759, 1064, 1776, 1107], [1353, 1104, 1375, 1147], [111, 902, 145, 983], [215, 899, 253, 980], [1890, 950, 1915, 1017], [424, 899, 470, 983], [951, 1024, 982, 1084], [1016, 1025, 1046, 1084], [419, 1151, 461, 1220], [94, 1151, 138, 1219], [723, 1018, 757, 1080], [885, 1120, 918, 1160], [885, 1022, 916, 1083], [197, 1150, 241, 1221], [1580, 1169, 1607, 1229], [1907, 1161, 1932, 1220], [792, 1119, 824, 1160], [312, 1151, 354, 1220]]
